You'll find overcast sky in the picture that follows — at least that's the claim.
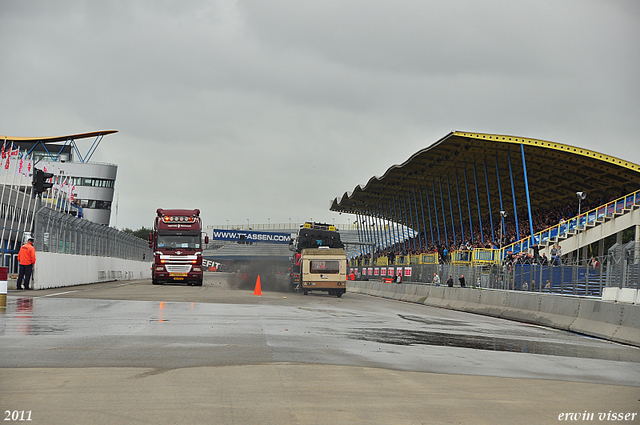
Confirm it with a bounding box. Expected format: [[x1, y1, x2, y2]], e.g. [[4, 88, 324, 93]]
[[1, 1, 638, 231]]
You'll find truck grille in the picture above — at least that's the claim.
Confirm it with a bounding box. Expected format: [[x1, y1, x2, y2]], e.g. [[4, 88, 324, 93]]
[[165, 264, 192, 273]]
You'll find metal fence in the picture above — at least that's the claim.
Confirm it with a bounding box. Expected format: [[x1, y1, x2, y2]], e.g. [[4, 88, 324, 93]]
[[351, 246, 639, 297], [33, 206, 151, 261]]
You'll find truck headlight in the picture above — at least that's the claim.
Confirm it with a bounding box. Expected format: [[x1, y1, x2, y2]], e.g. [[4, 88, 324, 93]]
[[192, 267, 201, 272]]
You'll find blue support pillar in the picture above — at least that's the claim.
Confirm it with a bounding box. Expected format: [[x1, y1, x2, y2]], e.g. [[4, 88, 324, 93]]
[[390, 202, 399, 254], [495, 155, 506, 244], [455, 172, 465, 243], [370, 209, 379, 253], [438, 178, 449, 246], [424, 185, 435, 246], [385, 203, 394, 253], [415, 187, 425, 251], [483, 159, 496, 243], [376, 205, 386, 251], [355, 213, 363, 255], [404, 193, 416, 252], [473, 163, 484, 244], [432, 181, 442, 245], [393, 197, 403, 254], [446, 175, 457, 248], [411, 190, 419, 251], [463, 167, 474, 243], [521, 144, 535, 240], [379, 205, 388, 251], [366, 211, 374, 254], [507, 150, 520, 240], [371, 208, 381, 253], [381, 203, 390, 251]]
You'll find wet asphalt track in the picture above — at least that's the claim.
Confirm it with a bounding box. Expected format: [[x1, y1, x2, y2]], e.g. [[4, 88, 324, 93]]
[[1, 272, 639, 424]]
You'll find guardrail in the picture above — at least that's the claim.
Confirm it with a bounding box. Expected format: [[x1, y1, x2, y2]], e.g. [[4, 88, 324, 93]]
[[499, 189, 640, 261]]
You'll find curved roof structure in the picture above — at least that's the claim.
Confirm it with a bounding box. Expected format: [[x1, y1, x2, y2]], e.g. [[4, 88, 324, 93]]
[[330, 131, 640, 245], [0, 130, 118, 143], [0, 130, 118, 163]]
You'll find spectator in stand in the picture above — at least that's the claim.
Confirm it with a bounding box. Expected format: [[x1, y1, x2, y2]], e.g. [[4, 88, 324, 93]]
[[556, 246, 562, 264], [531, 243, 540, 264], [541, 253, 549, 265], [446, 276, 454, 287], [550, 245, 558, 265]]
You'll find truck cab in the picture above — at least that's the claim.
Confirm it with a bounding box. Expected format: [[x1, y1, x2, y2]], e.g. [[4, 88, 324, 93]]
[[149, 208, 209, 286]]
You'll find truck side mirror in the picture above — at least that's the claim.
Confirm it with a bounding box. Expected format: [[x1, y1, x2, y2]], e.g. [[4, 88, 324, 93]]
[[148, 233, 153, 248], [204, 235, 209, 244]]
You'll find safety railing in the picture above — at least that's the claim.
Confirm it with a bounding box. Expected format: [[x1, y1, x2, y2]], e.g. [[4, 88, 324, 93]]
[[395, 255, 410, 265], [451, 250, 473, 265], [421, 253, 439, 264], [499, 189, 640, 261], [375, 257, 389, 266], [472, 249, 499, 264]]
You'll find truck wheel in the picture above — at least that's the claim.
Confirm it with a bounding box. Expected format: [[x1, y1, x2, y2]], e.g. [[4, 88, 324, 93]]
[[336, 291, 343, 298], [195, 279, 203, 287], [303, 290, 308, 295], [152, 279, 161, 285]]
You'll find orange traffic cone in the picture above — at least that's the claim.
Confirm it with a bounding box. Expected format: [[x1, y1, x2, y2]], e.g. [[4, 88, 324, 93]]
[[253, 275, 262, 296]]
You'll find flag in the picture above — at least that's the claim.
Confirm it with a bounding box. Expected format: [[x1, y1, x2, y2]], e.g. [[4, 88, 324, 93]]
[[70, 185, 76, 202], [4, 155, 9, 170], [17, 153, 24, 175], [9, 146, 19, 156], [1, 139, 5, 159]]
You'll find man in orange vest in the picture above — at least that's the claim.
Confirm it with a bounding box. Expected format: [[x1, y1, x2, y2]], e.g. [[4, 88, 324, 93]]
[[17, 237, 36, 290]]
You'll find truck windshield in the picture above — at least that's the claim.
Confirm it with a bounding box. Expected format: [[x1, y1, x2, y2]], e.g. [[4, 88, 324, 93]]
[[310, 260, 340, 274], [157, 235, 200, 249]]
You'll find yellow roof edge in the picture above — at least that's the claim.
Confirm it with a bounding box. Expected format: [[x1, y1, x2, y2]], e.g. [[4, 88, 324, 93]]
[[0, 130, 118, 143], [453, 131, 640, 172]]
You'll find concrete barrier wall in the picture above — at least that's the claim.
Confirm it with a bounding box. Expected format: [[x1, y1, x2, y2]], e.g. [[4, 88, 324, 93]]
[[8, 252, 152, 290], [347, 280, 640, 347]]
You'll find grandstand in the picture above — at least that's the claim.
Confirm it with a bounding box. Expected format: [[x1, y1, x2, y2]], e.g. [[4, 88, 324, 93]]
[[331, 131, 640, 294]]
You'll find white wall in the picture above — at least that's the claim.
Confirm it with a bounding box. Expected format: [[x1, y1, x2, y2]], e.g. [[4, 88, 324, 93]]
[[14, 252, 152, 290]]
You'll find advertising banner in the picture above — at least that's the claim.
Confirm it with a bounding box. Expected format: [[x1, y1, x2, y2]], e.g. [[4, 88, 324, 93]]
[[212, 229, 290, 244], [404, 267, 412, 277], [374, 268, 379, 276]]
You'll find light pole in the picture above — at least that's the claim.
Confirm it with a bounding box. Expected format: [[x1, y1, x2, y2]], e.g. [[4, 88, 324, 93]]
[[226, 219, 229, 229], [246, 218, 249, 230], [268, 218, 270, 229], [499, 211, 507, 248], [576, 191, 587, 264], [499, 210, 507, 264], [289, 217, 291, 229]]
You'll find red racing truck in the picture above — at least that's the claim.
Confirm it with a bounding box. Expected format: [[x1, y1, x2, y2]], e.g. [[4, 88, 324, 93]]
[[149, 208, 209, 286]]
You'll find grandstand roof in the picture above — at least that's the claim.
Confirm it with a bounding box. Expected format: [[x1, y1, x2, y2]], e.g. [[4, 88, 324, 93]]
[[330, 131, 640, 235]]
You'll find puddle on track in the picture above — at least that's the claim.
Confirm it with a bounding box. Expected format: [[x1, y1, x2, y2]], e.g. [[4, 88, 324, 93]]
[[349, 328, 640, 362]]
